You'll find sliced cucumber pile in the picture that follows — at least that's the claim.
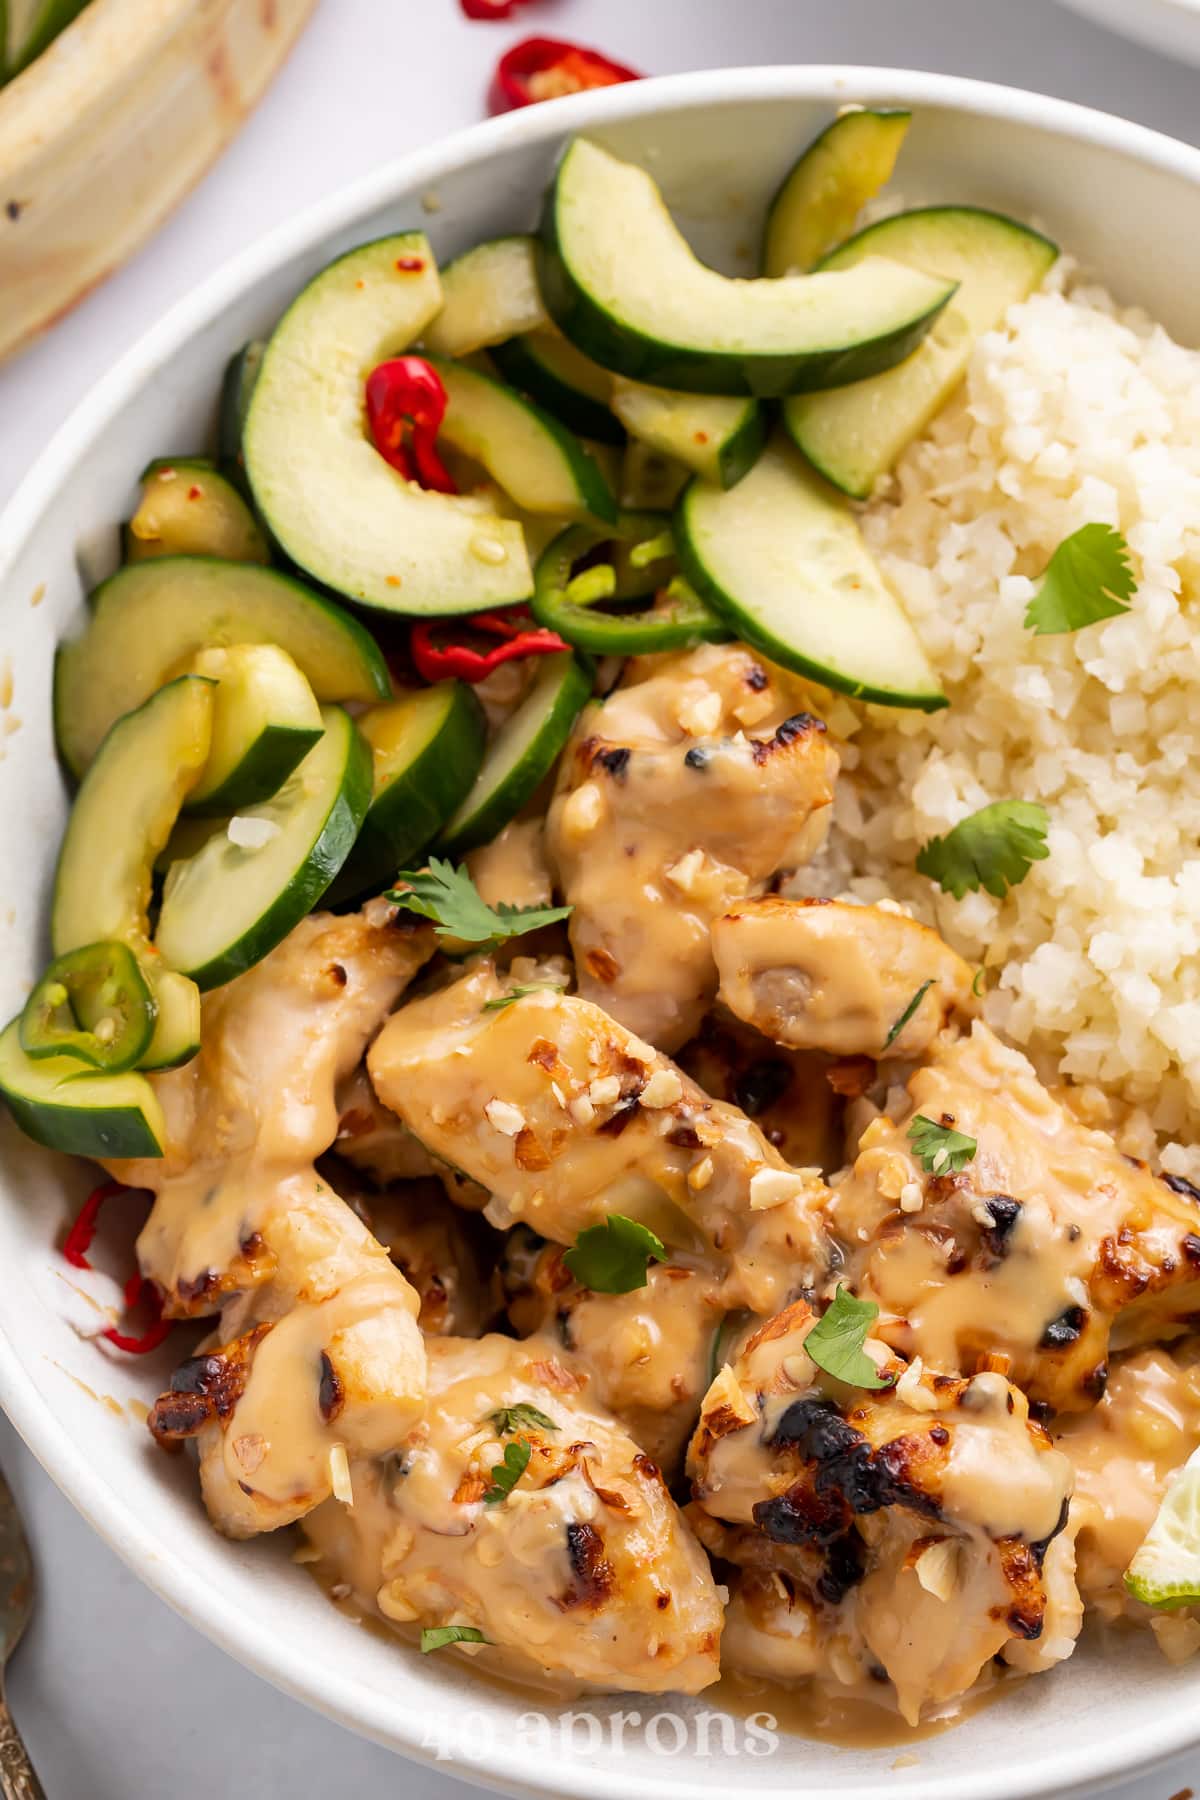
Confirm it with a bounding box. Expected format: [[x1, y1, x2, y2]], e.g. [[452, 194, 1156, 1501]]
[[0, 1021, 166, 1160], [609, 380, 765, 489], [428, 354, 617, 525], [423, 237, 549, 356], [538, 137, 957, 396], [330, 682, 487, 902], [155, 707, 371, 989], [54, 556, 389, 777], [244, 234, 531, 615], [438, 654, 592, 857], [125, 458, 269, 565], [764, 109, 911, 275], [675, 437, 946, 711], [784, 207, 1058, 497], [186, 644, 324, 814], [491, 331, 624, 446]]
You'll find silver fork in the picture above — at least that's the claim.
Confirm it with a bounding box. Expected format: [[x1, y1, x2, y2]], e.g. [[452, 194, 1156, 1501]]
[[0, 1465, 44, 1800]]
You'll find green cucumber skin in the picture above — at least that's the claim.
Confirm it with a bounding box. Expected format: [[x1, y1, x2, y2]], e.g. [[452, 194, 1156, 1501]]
[[426, 353, 618, 528], [437, 657, 593, 859], [218, 341, 266, 486], [168, 713, 373, 990], [762, 109, 912, 276], [329, 685, 487, 904], [673, 481, 948, 714], [537, 189, 953, 400], [715, 405, 769, 489], [184, 721, 324, 816], [0, 1021, 164, 1159], [491, 337, 626, 447], [54, 556, 391, 780]]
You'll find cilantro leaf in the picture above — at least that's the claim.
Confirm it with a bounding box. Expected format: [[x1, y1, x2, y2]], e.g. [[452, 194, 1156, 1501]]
[[387, 858, 571, 947], [563, 1213, 666, 1294], [883, 978, 934, 1052], [420, 1626, 491, 1653], [908, 1113, 977, 1175], [481, 982, 565, 1012], [804, 1286, 893, 1390], [916, 800, 1050, 900], [487, 1403, 557, 1437], [483, 1437, 531, 1506], [1024, 523, 1135, 636]]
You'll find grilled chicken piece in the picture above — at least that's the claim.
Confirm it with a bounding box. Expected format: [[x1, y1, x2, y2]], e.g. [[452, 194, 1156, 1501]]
[[1056, 1342, 1200, 1622], [336, 1171, 499, 1338], [687, 1299, 1074, 1723], [830, 1023, 1200, 1412], [123, 908, 435, 1537], [368, 959, 832, 1315], [545, 643, 839, 1052], [334, 1064, 490, 1210], [712, 896, 977, 1061], [466, 816, 553, 911], [505, 1238, 725, 1470], [677, 1014, 844, 1175], [300, 1333, 723, 1694]]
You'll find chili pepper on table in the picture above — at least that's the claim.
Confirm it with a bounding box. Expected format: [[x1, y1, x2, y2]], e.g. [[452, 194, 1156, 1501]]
[[411, 607, 568, 684], [491, 37, 641, 112], [366, 357, 458, 494], [64, 1180, 172, 1354], [460, 0, 536, 17], [20, 942, 156, 1072]]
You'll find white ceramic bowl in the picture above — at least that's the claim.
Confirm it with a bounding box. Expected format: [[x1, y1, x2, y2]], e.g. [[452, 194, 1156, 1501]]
[[4, 65, 1200, 1800], [1056, 0, 1200, 66]]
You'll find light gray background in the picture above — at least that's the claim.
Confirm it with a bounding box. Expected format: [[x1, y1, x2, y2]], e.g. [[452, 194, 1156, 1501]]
[[1, 1, 1198, 1795]]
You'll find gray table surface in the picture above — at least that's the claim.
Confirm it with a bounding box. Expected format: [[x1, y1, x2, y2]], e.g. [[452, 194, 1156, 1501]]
[[2, 1, 1199, 1794]]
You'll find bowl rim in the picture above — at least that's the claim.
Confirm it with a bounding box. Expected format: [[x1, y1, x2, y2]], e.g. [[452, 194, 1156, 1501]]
[[4, 62, 1200, 1800]]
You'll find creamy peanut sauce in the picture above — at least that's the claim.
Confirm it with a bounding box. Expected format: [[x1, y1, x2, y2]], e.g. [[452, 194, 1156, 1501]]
[[367, 957, 831, 1315], [829, 1022, 1200, 1411], [121, 641, 1200, 1732], [299, 1333, 723, 1694], [545, 644, 839, 1053], [712, 896, 977, 1060]]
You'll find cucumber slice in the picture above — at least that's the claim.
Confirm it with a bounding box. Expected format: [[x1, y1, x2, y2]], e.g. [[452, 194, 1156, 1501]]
[[219, 340, 266, 482], [186, 644, 324, 814], [491, 331, 624, 446], [52, 675, 216, 958], [764, 110, 911, 276], [54, 556, 390, 777], [675, 438, 946, 711], [609, 380, 765, 489], [125, 457, 269, 566], [438, 654, 592, 857], [140, 967, 201, 1071], [538, 137, 957, 398], [0, 1019, 166, 1160], [783, 208, 1059, 499], [5, 0, 86, 77], [423, 237, 548, 357], [427, 355, 616, 526], [155, 707, 372, 989], [329, 682, 487, 902], [620, 440, 689, 511], [245, 234, 531, 616]]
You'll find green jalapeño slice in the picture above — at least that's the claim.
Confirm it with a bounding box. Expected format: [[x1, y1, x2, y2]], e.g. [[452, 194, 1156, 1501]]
[[20, 942, 157, 1072]]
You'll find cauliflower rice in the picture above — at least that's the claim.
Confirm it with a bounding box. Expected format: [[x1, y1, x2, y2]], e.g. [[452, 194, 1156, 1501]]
[[809, 262, 1200, 1176]]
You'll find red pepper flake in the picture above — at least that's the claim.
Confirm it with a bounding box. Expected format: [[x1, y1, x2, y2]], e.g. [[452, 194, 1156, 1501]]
[[366, 356, 457, 495], [63, 1180, 171, 1355], [411, 607, 567, 684], [491, 37, 641, 113], [187, 485, 202, 500], [395, 255, 426, 273]]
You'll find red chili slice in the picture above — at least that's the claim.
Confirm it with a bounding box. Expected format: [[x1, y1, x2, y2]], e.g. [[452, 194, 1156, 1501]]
[[461, 0, 534, 16], [366, 357, 458, 495], [63, 1180, 170, 1354], [411, 607, 568, 684], [491, 37, 641, 113]]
